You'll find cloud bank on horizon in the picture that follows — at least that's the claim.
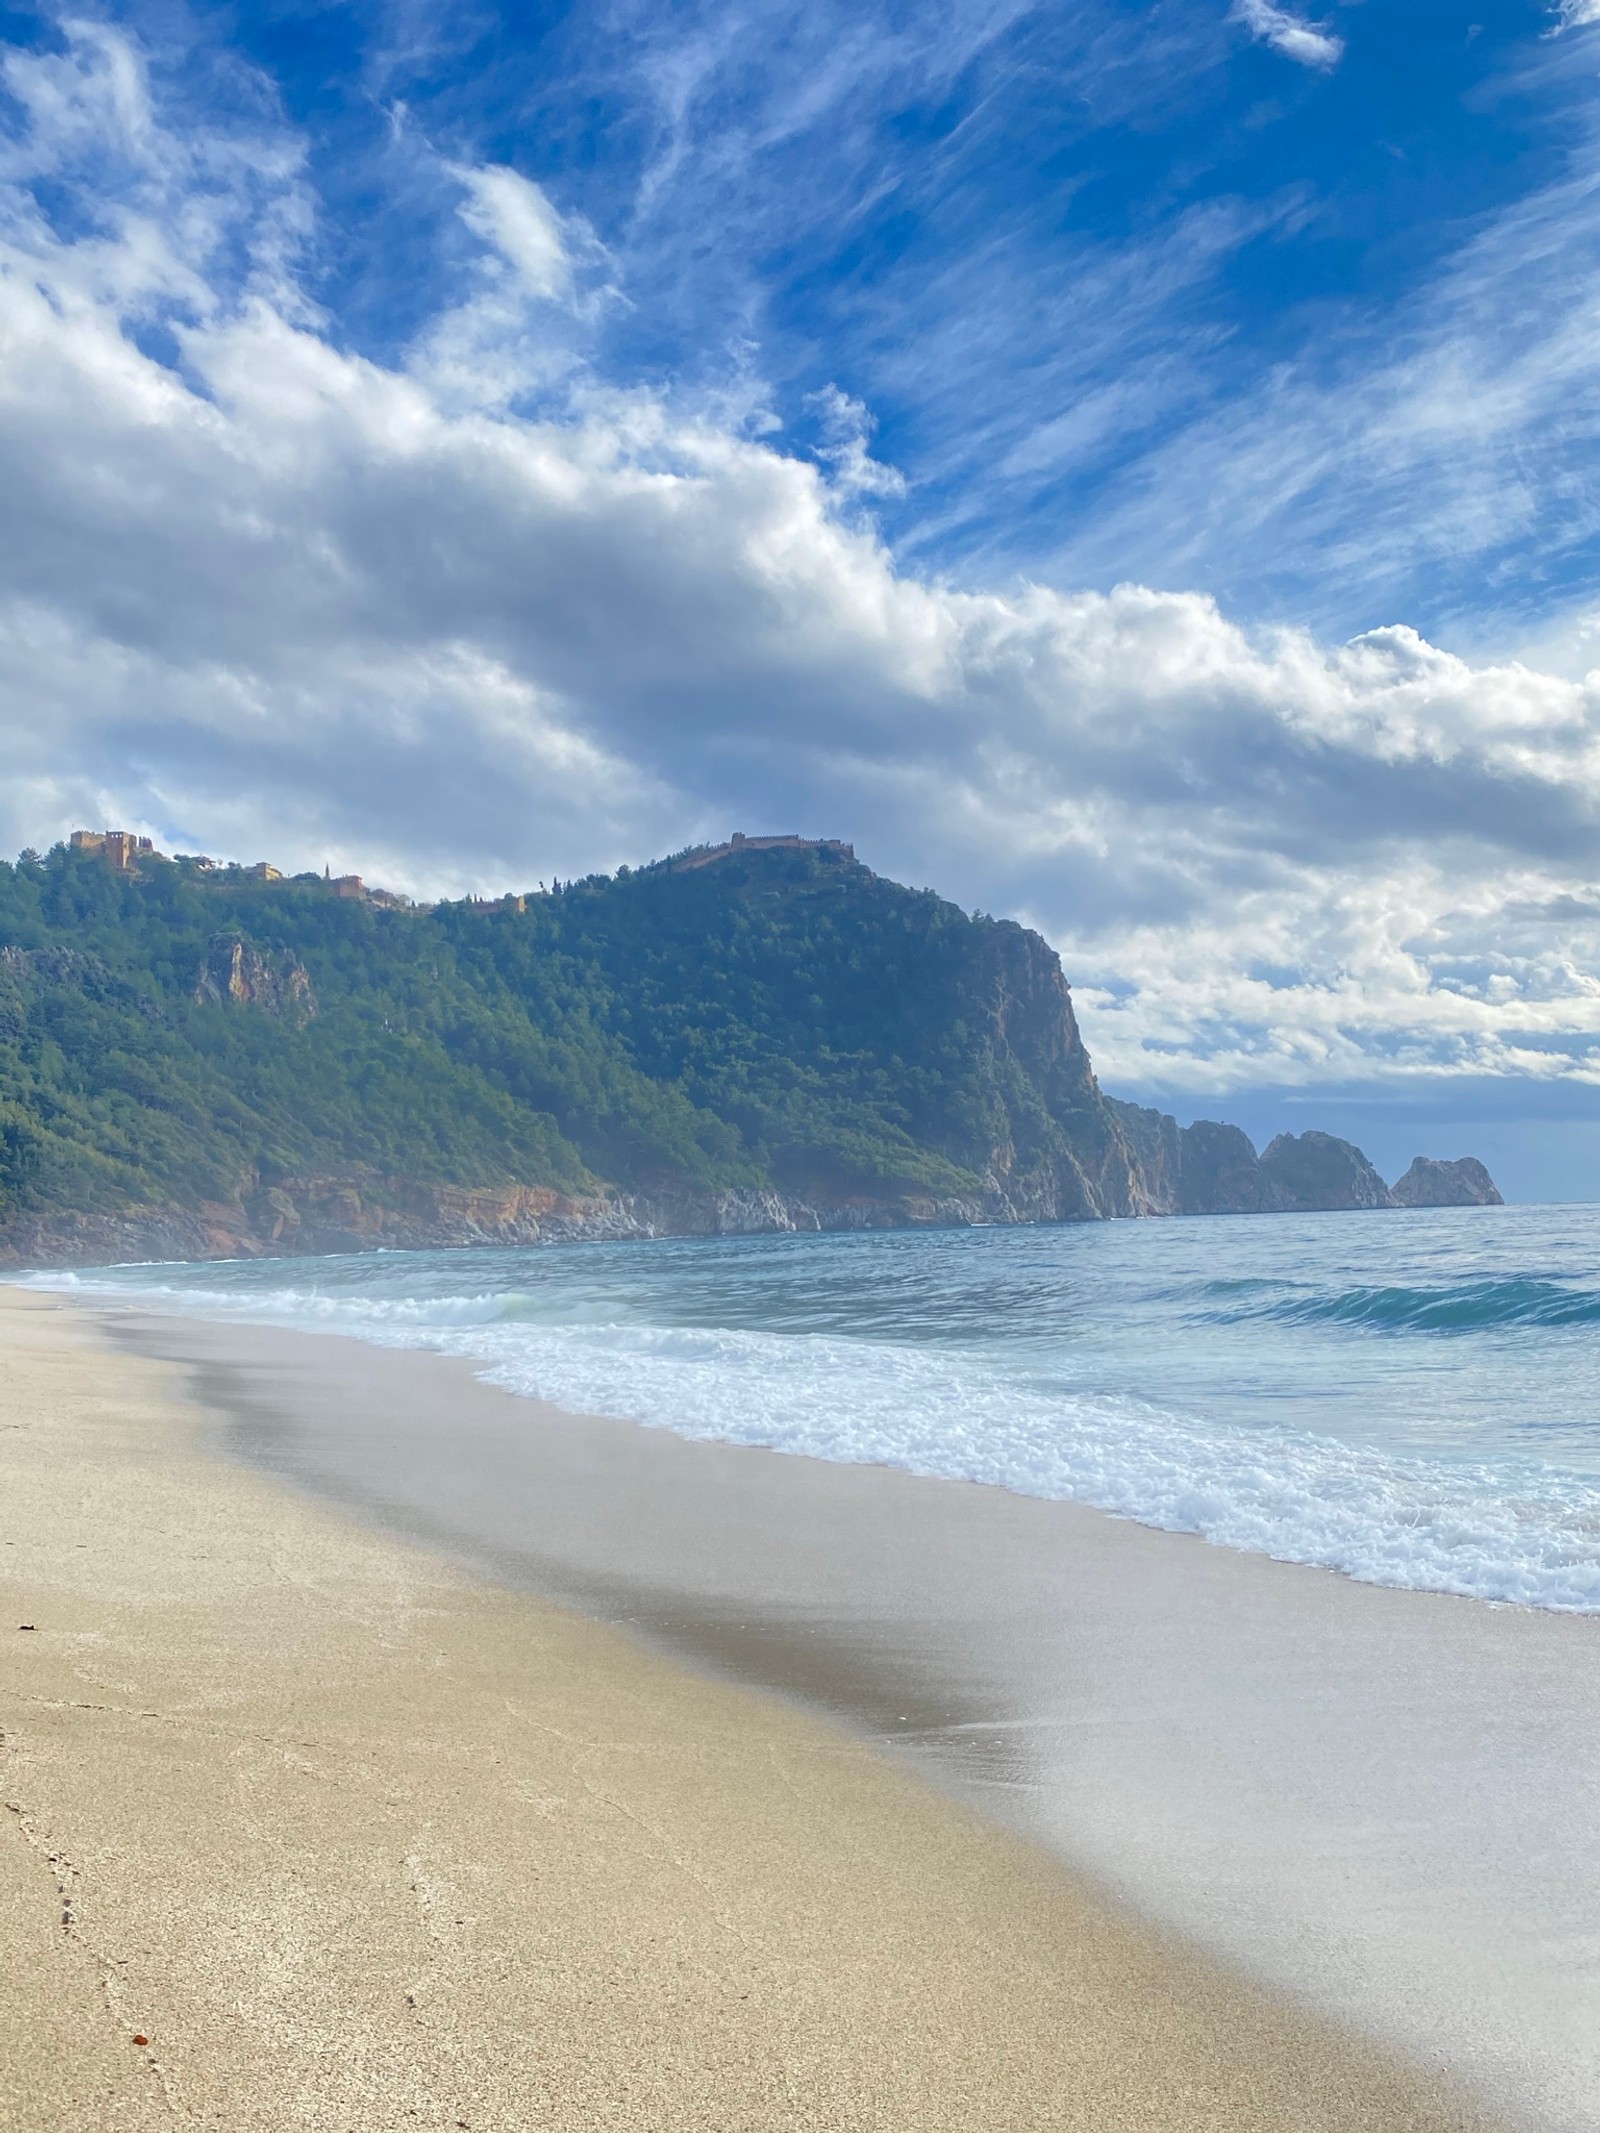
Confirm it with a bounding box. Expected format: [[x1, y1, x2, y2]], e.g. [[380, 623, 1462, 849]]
[[4, 6, 1600, 1142]]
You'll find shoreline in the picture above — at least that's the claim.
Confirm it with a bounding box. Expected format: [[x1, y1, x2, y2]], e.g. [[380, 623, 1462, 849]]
[[0, 1288, 1490, 2131], [0, 1184, 1508, 1274]]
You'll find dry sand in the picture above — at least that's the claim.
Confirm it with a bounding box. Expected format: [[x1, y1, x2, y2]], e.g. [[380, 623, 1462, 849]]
[[0, 1287, 1487, 2132]]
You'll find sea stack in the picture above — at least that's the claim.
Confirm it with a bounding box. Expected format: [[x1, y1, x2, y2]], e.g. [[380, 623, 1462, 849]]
[[1389, 1156, 1503, 1207], [1258, 1131, 1395, 1211]]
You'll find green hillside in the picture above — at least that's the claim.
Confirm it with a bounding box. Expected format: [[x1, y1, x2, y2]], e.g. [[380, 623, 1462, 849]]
[[0, 836, 1134, 1251]]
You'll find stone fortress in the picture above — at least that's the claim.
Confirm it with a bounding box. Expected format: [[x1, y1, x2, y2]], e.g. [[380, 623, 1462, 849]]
[[69, 829, 156, 872], [69, 830, 388, 904], [669, 832, 855, 871]]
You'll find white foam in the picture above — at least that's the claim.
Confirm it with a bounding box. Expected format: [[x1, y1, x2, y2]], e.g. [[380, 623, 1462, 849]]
[[34, 1266, 1600, 1613]]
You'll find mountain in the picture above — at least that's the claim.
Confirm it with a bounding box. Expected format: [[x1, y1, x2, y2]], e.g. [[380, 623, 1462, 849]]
[[0, 835, 1499, 1264]]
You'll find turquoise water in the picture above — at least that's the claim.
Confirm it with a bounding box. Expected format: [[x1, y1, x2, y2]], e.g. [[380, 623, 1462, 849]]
[[38, 1201, 1600, 1610]]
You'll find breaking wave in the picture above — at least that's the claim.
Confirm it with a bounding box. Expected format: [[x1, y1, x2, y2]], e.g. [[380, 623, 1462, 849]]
[[33, 1226, 1600, 1614]]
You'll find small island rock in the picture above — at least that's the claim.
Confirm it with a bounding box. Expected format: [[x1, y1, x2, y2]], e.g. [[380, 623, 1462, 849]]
[[1389, 1157, 1503, 1208]]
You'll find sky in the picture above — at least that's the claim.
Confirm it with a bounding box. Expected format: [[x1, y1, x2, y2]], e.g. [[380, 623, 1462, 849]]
[[4, 1, 1600, 1196]]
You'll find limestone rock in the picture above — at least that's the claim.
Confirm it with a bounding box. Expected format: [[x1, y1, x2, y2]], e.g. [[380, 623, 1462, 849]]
[[193, 934, 317, 1025], [1390, 1156, 1503, 1207], [1179, 1120, 1283, 1214], [1103, 1100, 1184, 1214], [1258, 1130, 1394, 1212]]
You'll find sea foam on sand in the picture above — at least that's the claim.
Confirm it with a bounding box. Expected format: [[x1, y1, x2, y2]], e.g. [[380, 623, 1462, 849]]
[[40, 1264, 1600, 1612]]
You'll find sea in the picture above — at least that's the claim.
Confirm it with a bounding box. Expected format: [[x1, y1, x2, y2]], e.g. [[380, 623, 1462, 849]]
[[34, 1198, 1600, 1613]]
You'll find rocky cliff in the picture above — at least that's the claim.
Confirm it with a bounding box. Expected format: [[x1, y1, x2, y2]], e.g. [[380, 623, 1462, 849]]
[[193, 932, 318, 1025], [1181, 1120, 1284, 1213], [1104, 1103, 1288, 1215], [0, 1175, 1060, 1267], [950, 921, 1148, 1221], [1390, 1156, 1503, 1208], [0, 1139, 1511, 1267]]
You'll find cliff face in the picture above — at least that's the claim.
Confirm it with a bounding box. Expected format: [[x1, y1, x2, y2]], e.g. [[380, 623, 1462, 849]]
[[0, 1175, 1048, 1267], [1101, 1112, 1509, 1218], [1102, 1104, 1286, 1215], [961, 924, 1147, 1220], [1180, 1120, 1284, 1214], [1099, 1101, 1182, 1214], [194, 933, 318, 1025], [0, 1141, 1512, 1267], [1390, 1156, 1503, 1207]]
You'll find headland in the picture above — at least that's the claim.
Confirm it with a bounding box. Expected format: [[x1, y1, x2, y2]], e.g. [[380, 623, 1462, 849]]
[[0, 830, 1499, 1269]]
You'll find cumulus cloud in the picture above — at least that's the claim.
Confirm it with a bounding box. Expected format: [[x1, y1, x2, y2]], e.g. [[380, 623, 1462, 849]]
[[1229, 0, 1344, 69], [4, 24, 1600, 1101]]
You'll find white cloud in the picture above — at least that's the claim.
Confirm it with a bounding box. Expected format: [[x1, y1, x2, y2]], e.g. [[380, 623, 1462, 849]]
[[1553, 1, 1600, 27], [805, 385, 906, 498], [407, 162, 618, 415], [5, 24, 1600, 1102], [1229, 0, 1344, 69], [454, 165, 574, 301]]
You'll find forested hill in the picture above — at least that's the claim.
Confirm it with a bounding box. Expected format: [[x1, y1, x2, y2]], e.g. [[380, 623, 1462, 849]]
[[0, 837, 1497, 1265]]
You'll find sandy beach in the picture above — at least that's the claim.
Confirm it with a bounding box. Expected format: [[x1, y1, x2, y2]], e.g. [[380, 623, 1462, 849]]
[[90, 1288, 1600, 2128], [0, 1286, 1492, 2132]]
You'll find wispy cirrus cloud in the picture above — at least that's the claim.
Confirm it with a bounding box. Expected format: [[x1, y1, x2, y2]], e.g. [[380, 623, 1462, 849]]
[[1035, 76, 1600, 652], [1230, 0, 1344, 69], [426, 0, 1237, 504]]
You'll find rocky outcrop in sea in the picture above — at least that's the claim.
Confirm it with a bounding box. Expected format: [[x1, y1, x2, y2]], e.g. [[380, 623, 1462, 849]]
[[1389, 1156, 1504, 1207]]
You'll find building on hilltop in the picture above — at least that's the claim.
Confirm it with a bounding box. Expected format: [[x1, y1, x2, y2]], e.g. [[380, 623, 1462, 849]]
[[672, 832, 855, 873], [66, 837, 403, 900], [318, 869, 415, 908], [70, 829, 156, 873]]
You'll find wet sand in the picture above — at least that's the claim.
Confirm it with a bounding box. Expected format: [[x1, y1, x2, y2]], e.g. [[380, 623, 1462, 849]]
[[0, 1288, 1489, 2132]]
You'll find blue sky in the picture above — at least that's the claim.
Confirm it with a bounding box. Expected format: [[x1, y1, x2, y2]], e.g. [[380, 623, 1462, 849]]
[[4, 0, 1600, 1194], [143, 0, 1597, 637]]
